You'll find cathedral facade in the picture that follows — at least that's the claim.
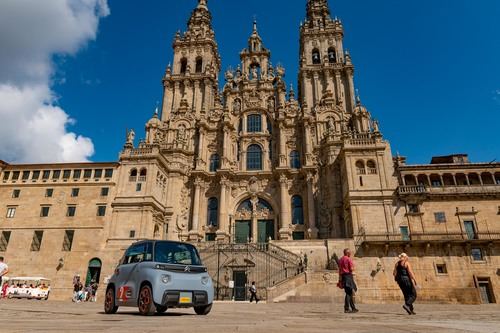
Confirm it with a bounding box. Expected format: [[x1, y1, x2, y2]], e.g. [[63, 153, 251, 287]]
[[1, 0, 499, 303]]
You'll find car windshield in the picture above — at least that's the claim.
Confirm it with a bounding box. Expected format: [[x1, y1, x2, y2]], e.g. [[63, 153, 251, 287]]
[[154, 242, 202, 266]]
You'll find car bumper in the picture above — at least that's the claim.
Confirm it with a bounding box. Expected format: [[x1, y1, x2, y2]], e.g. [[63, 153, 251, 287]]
[[161, 290, 209, 307]]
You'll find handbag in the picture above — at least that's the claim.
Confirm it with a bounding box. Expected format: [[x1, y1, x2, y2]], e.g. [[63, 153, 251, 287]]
[[336, 281, 344, 289]]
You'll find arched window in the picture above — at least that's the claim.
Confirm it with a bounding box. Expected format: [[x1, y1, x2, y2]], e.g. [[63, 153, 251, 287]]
[[312, 49, 321, 64], [328, 48, 336, 63], [366, 160, 377, 174], [207, 198, 218, 227], [291, 195, 304, 225], [195, 57, 203, 73], [355, 161, 366, 175], [247, 114, 262, 133], [247, 144, 263, 170], [209, 154, 220, 172], [130, 169, 138, 177], [139, 168, 147, 177], [180, 58, 187, 74], [290, 151, 301, 169]]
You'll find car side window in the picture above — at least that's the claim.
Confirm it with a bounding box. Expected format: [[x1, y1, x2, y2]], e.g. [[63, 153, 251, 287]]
[[123, 242, 153, 264]]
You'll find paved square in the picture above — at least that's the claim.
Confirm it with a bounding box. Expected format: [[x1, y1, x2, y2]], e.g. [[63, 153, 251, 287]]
[[0, 300, 499, 333]]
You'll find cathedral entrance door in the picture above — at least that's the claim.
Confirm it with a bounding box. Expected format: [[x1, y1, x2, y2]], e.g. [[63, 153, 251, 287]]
[[233, 271, 247, 301], [235, 220, 251, 244], [257, 220, 274, 243]]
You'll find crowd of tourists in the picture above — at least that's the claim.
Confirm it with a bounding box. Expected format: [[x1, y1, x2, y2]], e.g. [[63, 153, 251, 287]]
[[72, 275, 99, 303]]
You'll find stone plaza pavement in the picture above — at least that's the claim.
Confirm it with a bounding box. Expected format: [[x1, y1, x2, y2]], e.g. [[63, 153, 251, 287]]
[[0, 300, 499, 333]]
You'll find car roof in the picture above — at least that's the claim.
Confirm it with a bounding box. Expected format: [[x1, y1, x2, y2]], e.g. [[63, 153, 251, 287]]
[[131, 240, 196, 247]]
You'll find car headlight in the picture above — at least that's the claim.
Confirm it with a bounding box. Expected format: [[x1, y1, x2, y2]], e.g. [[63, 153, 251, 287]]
[[201, 276, 210, 285], [161, 274, 171, 284]]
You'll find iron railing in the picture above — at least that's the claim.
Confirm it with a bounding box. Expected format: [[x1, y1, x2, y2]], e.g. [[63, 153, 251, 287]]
[[197, 242, 302, 301]]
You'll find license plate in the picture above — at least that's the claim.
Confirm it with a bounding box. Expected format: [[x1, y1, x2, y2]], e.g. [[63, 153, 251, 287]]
[[179, 292, 192, 304]]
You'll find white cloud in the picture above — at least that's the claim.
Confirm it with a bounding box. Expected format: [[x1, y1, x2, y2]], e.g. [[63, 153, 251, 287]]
[[0, 0, 109, 163]]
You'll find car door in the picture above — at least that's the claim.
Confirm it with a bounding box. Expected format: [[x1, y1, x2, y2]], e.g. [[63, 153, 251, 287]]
[[115, 243, 146, 306]]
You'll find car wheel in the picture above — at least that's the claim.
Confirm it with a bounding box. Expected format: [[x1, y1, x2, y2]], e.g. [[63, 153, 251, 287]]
[[138, 285, 155, 316], [156, 305, 168, 314], [104, 287, 119, 314], [194, 304, 212, 315]]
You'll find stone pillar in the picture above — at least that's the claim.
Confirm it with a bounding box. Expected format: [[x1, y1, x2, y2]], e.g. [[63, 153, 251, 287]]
[[193, 80, 200, 115], [347, 69, 355, 111], [203, 79, 211, 112], [196, 128, 205, 170], [279, 123, 287, 167], [221, 128, 230, 169], [304, 123, 313, 166], [162, 83, 173, 121], [173, 82, 181, 111], [189, 178, 202, 241], [279, 175, 291, 240], [216, 178, 229, 242], [313, 73, 320, 106], [306, 173, 318, 239]]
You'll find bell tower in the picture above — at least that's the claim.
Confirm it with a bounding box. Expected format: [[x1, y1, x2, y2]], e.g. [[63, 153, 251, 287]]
[[298, 0, 355, 114], [161, 0, 221, 120]]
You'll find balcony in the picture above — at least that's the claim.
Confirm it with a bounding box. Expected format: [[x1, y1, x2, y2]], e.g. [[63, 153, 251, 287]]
[[397, 184, 500, 197], [357, 231, 500, 245]]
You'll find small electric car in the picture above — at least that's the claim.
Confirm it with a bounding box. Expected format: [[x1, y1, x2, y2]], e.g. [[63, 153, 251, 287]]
[[104, 240, 213, 316]]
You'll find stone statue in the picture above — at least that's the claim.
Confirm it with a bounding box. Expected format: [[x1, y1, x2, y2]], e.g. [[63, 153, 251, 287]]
[[327, 118, 335, 130], [233, 99, 241, 113], [126, 129, 135, 144], [373, 120, 380, 133], [251, 66, 258, 80]]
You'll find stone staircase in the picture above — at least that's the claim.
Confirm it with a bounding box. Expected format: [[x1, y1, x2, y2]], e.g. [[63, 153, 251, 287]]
[[268, 270, 345, 303]]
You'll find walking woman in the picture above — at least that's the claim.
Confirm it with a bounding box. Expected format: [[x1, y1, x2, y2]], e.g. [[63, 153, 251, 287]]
[[393, 253, 418, 315]]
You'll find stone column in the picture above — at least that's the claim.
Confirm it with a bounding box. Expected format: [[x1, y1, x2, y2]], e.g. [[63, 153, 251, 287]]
[[304, 123, 313, 166], [189, 178, 202, 241], [279, 175, 291, 240], [306, 173, 318, 239], [196, 128, 205, 170], [173, 82, 181, 111], [203, 79, 211, 112], [347, 68, 355, 111], [216, 178, 229, 242], [313, 73, 320, 106], [193, 80, 200, 115], [162, 83, 173, 121], [279, 123, 287, 167]]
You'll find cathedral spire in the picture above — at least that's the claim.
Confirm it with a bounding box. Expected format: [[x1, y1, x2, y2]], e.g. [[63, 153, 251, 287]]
[[197, 0, 208, 10], [306, 0, 332, 23]]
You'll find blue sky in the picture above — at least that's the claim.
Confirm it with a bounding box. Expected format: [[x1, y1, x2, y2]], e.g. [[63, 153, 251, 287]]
[[52, 0, 500, 164]]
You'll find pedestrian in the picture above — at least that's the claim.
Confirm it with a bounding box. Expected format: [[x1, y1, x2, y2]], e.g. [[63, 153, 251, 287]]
[[393, 253, 418, 315], [0, 256, 9, 294], [338, 248, 358, 313], [90, 279, 98, 302], [249, 281, 259, 303]]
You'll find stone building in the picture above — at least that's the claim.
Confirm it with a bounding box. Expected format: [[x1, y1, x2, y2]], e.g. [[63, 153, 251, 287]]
[[0, 0, 499, 303]]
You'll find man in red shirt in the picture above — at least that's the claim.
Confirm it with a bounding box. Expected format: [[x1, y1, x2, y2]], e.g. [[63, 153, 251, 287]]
[[338, 248, 358, 313]]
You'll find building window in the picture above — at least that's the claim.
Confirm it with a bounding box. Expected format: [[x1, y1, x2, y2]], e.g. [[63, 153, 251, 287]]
[[355, 160, 366, 175], [12, 171, 20, 180], [45, 189, 54, 197], [471, 248, 484, 261], [247, 114, 262, 133], [434, 212, 446, 223], [83, 169, 92, 179], [6, 207, 16, 218], [104, 169, 113, 178], [367, 160, 377, 174], [71, 188, 79, 197], [136, 183, 142, 192], [12, 189, 20, 198], [195, 57, 203, 73], [52, 170, 61, 179], [328, 47, 336, 63], [62, 230, 75, 252], [436, 263, 448, 274], [129, 230, 136, 238], [40, 206, 50, 217], [205, 233, 216, 241], [291, 195, 304, 225], [290, 151, 301, 169], [67, 206, 76, 217], [408, 204, 419, 214], [97, 205, 106, 217], [0, 231, 11, 252], [22, 171, 30, 180], [209, 154, 220, 172], [73, 169, 81, 179], [63, 170, 71, 179], [312, 48, 321, 64], [400, 226, 410, 241], [30, 231, 43, 251], [207, 198, 218, 227], [32, 170, 40, 180], [247, 144, 263, 171], [94, 169, 103, 178], [100, 187, 109, 197], [42, 170, 50, 180], [2, 171, 10, 180], [139, 168, 147, 181], [180, 58, 187, 74]]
